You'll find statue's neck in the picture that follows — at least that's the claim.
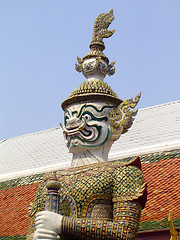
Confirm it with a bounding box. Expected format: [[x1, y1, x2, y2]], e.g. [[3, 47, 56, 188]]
[[71, 141, 113, 167]]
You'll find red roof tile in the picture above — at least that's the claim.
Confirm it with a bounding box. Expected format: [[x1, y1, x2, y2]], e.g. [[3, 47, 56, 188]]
[[0, 183, 39, 236], [141, 158, 180, 222]]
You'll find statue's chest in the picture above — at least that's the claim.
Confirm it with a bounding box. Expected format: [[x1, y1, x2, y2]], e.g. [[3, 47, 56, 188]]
[[58, 167, 113, 219]]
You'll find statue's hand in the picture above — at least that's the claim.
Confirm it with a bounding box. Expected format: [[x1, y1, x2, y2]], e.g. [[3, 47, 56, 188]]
[[34, 211, 62, 239], [33, 228, 60, 240]]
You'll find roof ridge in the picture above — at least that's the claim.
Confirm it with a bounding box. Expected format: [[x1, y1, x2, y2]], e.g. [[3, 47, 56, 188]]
[[0, 126, 61, 144], [139, 100, 180, 112], [109, 140, 180, 161]]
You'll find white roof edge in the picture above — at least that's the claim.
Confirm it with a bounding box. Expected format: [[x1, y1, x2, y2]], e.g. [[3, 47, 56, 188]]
[[0, 161, 71, 183], [0, 126, 61, 143], [138, 99, 180, 111], [109, 140, 180, 161], [1, 140, 179, 183]]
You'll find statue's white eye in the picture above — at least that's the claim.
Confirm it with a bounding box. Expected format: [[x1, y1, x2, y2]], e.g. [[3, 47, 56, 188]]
[[64, 116, 69, 125], [83, 114, 92, 121]]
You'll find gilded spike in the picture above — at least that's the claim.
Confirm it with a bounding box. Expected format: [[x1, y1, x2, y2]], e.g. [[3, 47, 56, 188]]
[[92, 9, 115, 42]]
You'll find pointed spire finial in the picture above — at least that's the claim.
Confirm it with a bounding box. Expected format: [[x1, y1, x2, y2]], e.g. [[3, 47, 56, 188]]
[[90, 9, 115, 50], [75, 9, 116, 79]]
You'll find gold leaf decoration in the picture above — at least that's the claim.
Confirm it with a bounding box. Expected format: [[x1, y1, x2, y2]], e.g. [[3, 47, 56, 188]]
[[109, 93, 141, 141], [92, 9, 115, 42], [120, 92, 141, 134], [77, 56, 83, 64]]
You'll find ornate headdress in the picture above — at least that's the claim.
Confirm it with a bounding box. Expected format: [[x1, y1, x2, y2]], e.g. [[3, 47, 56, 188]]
[[61, 10, 140, 140], [61, 9, 122, 111]]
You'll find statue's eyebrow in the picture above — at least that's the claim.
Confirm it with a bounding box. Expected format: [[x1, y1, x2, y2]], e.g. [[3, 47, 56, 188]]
[[72, 111, 78, 116], [77, 105, 87, 118], [64, 109, 70, 116], [77, 104, 114, 118]]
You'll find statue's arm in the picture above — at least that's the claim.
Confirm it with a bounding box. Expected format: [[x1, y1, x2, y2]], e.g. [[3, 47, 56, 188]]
[[31, 166, 147, 240], [31, 200, 142, 240], [60, 166, 147, 240], [61, 200, 142, 240]]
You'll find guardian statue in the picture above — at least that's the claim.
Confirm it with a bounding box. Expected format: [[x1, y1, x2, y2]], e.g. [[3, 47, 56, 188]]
[[27, 9, 147, 240]]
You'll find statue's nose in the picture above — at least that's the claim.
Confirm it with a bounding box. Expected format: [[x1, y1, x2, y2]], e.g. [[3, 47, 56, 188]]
[[66, 117, 82, 129], [67, 117, 77, 125]]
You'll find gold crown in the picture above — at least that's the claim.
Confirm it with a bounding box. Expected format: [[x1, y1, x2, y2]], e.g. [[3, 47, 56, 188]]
[[61, 79, 122, 110]]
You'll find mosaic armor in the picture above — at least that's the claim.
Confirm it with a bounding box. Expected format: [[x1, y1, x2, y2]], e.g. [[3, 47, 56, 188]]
[[27, 157, 147, 240]]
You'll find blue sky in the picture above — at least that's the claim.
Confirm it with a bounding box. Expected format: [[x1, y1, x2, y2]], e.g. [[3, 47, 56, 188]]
[[1, 0, 180, 140]]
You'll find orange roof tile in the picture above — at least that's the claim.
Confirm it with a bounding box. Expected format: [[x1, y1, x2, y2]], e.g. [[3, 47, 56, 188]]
[[141, 158, 180, 222], [0, 183, 39, 236]]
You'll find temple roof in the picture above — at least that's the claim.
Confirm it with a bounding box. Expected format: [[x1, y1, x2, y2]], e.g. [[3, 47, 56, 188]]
[[1, 148, 179, 234], [0, 100, 180, 182], [0, 100, 180, 235]]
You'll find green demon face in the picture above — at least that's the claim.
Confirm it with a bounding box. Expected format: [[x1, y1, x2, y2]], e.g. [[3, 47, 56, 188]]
[[62, 102, 114, 153]]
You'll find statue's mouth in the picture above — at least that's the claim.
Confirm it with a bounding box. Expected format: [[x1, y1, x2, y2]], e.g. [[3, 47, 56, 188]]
[[65, 127, 92, 137], [61, 117, 86, 134], [60, 117, 95, 147]]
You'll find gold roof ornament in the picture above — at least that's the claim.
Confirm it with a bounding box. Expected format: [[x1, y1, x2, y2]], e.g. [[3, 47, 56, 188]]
[[168, 212, 178, 240]]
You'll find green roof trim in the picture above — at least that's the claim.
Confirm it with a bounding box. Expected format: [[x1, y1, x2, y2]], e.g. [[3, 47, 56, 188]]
[[120, 148, 180, 164], [0, 173, 43, 190], [139, 218, 180, 231], [0, 236, 26, 240]]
